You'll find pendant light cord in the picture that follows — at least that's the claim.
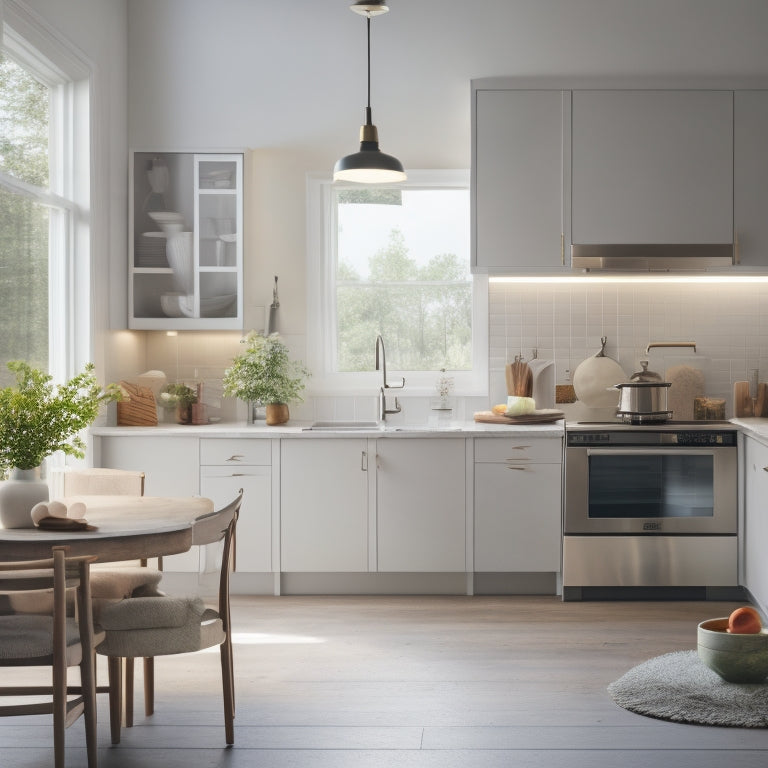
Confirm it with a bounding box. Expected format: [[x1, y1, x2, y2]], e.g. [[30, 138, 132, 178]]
[[365, 16, 372, 124]]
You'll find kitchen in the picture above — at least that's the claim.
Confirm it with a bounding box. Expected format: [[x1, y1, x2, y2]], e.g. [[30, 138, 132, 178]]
[[3, 0, 768, 765]]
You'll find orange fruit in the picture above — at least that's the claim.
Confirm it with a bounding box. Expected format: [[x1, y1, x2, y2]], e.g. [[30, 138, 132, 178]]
[[727, 606, 763, 634]]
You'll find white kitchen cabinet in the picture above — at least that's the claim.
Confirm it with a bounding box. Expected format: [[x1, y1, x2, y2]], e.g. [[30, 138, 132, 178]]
[[743, 435, 768, 612], [734, 91, 768, 268], [474, 437, 562, 572], [129, 151, 243, 329], [95, 435, 201, 571], [375, 438, 466, 572], [571, 90, 733, 245], [472, 87, 570, 272], [280, 439, 369, 572], [199, 439, 271, 573]]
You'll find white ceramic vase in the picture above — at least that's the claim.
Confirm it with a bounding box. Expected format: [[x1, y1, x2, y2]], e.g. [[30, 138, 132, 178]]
[[0, 467, 49, 529]]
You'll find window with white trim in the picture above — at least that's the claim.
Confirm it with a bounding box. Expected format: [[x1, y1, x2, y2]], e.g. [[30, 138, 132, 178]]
[[307, 170, 487, 394], [0, 4, 88, 387]]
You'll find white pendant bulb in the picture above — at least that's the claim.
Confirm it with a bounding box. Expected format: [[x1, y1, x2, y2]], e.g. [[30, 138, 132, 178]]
[[333, 1, 406, 183]]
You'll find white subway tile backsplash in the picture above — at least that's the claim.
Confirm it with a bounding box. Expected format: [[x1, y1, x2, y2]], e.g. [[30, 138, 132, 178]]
[[488, 280, 768, 418]]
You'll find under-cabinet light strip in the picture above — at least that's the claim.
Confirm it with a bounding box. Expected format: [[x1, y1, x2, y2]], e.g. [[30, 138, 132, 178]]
[[489, 274, 768, 284]]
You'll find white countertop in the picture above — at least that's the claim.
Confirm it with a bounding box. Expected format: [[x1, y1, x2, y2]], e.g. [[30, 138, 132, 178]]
[[91, 419, 565, 438], [730, 417, 768, 442]]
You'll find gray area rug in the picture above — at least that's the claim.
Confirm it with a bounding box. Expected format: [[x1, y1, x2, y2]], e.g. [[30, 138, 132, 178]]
[[608, 650, 768, 727]]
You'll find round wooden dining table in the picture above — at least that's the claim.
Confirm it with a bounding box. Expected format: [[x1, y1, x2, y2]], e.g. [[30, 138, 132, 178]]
[[0, 495, 214, 562]]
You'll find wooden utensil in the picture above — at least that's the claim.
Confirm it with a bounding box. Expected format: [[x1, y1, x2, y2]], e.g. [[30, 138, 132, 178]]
[[756, 383, 768, 417], [733, 381, 753, 417], [506, 359, 533, 397]]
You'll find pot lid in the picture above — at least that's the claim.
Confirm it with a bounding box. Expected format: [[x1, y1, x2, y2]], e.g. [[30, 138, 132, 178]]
[[629, 360, 663, 382], [616, 380, 671, 388]]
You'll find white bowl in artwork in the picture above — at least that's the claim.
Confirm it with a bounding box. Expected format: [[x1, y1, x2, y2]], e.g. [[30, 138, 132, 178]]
[[148, 211, 185, 227], [160, 292, 187, 318]]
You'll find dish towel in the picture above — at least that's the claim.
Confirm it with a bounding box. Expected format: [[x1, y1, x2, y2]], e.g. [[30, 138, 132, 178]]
[[31, 499, 87, 527]]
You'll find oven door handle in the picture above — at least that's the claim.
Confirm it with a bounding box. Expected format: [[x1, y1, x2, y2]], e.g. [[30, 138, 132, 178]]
[[585, 448, 715, 456]]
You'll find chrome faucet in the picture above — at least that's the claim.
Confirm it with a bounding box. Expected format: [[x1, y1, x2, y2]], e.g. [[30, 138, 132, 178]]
[[375, 334, 405, 421]]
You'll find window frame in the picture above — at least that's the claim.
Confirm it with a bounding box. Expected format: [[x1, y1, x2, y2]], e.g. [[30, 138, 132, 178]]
[[1, 0, 91, 383], [307, 169, 487, 396]]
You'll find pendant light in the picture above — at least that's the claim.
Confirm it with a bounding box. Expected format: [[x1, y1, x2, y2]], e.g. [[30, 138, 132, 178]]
[[333, 1, 406, 183]]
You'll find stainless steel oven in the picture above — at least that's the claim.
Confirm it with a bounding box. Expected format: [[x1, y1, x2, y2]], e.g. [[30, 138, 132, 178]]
[[562, 422, 739, 600]]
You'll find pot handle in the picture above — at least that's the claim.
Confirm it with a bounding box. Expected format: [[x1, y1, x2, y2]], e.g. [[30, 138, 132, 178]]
[[644, 341, 696, 355]]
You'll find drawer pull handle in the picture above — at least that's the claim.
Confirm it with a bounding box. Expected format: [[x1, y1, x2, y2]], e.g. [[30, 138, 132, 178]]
[[226, 455, 245, 462], [506, 465, 529, 471], [361, 450, 368, 471], [509, 446, 531, 451], [763, 466, 768, 472]]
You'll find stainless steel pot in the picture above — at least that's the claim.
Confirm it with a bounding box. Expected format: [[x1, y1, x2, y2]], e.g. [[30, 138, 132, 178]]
[[615, 380, 672, 422]]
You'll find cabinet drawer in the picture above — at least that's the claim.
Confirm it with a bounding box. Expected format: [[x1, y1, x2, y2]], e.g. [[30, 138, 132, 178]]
[[200, 438, 271, 466], [474, 437, 562, 464]]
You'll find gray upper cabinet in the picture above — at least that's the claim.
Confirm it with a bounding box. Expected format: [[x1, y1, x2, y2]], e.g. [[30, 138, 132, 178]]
[[734, 91, 768, 268], [571, 90, 733, 245], [472, 88, 570, 272]]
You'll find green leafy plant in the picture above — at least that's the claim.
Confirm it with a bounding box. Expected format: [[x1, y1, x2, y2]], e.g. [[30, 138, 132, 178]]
[[159, 383, 198, 408], [0, 361, 121, 473], [223, 332, 310, 405]]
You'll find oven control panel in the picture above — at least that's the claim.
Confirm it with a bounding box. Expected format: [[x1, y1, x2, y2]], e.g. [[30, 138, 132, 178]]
[[567, 429, 737, 447]]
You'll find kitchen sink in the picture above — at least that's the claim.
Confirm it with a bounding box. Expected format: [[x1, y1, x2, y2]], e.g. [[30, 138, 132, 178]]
[[303, 421, 382, 431], [302, 421, 461, 433], [384, 425, 462, 432]]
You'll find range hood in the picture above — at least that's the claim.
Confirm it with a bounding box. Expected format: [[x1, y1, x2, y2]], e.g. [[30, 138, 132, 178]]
[[571, 244, 734, 272]]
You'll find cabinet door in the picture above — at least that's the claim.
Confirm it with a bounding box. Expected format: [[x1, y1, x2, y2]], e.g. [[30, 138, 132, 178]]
[[734, 91, 768, 268], [743, 436, 768, 611], [571, 90, 733, 244], [376, 438, 466, 572], [96, 436, 201, 571], [201, 466, 271, 573], [280, 439, 369, 572], [474, 461, 561, 572], [473, 89, 568, 271], [129, 151, 243, 330]]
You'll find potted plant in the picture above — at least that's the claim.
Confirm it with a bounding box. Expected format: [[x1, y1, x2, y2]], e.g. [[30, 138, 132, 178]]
[[159, 382, 198, 424], [0, 361, 121, 528], [223, 332, 310, 425]]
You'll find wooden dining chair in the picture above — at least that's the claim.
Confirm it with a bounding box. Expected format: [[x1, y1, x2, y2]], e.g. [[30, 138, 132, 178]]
[[58, 467, 161, 727], [0, 546, 103, 768], [96, 490, 242, 745]]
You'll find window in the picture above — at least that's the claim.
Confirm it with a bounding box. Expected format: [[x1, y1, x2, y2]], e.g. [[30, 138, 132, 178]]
[[0, 4, 90, 388], [0, 53, 51, 383], [307, 171, 487, 394]]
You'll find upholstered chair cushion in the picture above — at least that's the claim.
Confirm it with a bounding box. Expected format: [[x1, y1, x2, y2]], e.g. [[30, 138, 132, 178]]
[[0, 614, 82, 662], [96, 596, 224, 658], [89, 566, 163, 599]]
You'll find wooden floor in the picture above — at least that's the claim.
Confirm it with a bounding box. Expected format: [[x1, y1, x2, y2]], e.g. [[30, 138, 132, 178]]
[[3, 595, 768, 767]]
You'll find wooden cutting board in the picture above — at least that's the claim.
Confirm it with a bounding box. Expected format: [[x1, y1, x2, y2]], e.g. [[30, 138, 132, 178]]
[[474, 409, 564, 425]]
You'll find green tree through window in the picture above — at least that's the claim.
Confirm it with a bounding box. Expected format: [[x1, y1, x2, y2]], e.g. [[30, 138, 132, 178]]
[[335, 187, 472, 373], [0, 53, 50, 384]]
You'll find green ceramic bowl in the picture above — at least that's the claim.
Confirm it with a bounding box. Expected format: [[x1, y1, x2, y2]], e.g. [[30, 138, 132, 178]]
[[697, 617, 768, 683]]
